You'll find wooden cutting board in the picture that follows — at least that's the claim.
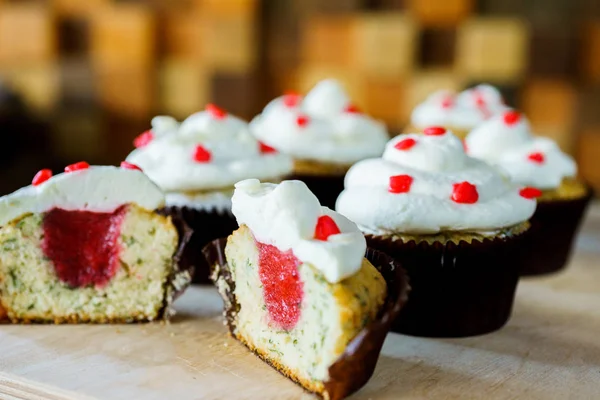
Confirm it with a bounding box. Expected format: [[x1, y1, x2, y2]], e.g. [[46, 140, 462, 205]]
[[1, 203, 599, 400]]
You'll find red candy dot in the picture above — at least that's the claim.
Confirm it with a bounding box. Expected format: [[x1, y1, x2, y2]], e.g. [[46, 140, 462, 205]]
[[451, 181, 479, 204], [441, 96, 454, 109], [527, 152, 545, 164], [133, 130, 153, 148], [344, 104, 361, 114], [462, 139, 469, 153], [32, 169, 53, 186], [314, 215, 341, 241], [389, 175, 413, 194], [206, 103, 227, 119], [65, 161, 90, 173], [519, 187, 542, 199], [259, 141, 277, 154], [394, 138, 417, 151], [474, 94, 486, 107], [193, 145, 212, 163], [283, 92, 301, 107], [296, 114, 310, 127], [120, 161, 142, 171], [423, 126, 447, 136], [503, 110, 521, 126]]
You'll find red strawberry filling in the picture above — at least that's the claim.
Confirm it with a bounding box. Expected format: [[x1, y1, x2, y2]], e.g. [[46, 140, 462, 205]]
[[257, 241, 303, 331], [42, 206, 127, 288]]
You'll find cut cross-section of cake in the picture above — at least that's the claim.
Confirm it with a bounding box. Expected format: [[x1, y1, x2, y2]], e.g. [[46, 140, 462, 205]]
[[0, 162, 192, 323], [205, 179, 409, 400]]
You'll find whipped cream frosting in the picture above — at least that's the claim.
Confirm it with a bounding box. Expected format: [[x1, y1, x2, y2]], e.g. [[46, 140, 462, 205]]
[[411, 84, 509, 130], [466, 111, 577, 190], [232, 179, 366, 283], [249, 79, 389, 164], [0, 166, 165, 226], [126, 110, 293, 193], [336, 130, 537, 235]]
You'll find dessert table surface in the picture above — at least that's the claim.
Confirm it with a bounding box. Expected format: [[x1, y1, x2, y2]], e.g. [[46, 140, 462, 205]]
[[1, 203, 599, 400]]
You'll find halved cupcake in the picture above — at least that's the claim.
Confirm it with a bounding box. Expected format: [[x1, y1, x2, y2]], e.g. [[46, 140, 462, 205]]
[[466, 110, 592, 275], [126, 105, 293, 283], [249, 79, 389, 209], [406, 84, 508, 139], [0, 163, 192, 323], [336, 128, 537, 337], [204, 179, 409, 400]]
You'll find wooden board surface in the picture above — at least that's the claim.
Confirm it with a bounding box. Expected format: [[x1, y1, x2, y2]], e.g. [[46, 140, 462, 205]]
[[1, 203, 600, 400]]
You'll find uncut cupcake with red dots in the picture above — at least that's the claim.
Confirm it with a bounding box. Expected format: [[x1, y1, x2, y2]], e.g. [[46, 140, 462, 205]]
[[203, 179, 409, 399], [0, 162, 192, 323], [466, 110, 592, 276], [249, 79, 389, 209], [336, 127, 537, 337], [406, 84, 509, 139], [126, 105, 293, 283]]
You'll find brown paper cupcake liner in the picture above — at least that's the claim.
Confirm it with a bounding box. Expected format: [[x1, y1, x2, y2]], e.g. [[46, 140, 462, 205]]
[[158, 213, 194, 320], [366, 230, 530, 338], [160, 206, 238, 284], [203, 239, 410, 400], [521, 186, 593, 276], [289, 174, 346, 210]]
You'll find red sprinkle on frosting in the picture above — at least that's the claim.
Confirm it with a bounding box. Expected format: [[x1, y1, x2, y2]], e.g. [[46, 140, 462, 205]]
[[133, 130, 153, 148], [120, 161, 142, 171], [32, 169, 53, 186], [193, 145, 212, 163], [389, 175, 413, 194], [423, 126, 447, 136], [451, 181, 479, 204], [344, 104, 361, 114], [42, 206, 127, 288], [503, 110, 521, 126], [206, 103, 227, 119], [283, 92, 301, 107], [441, 96, 454, 109], [257, 241, 303, 330], [520, 187, 542, 199], [65, 161, 90, 173], [314, 215, 341, 241], [259, 141, 277, 154], [462, 139, 469, 153], [296, 114, 310, 127], [527, 152, 545, 164], [394, 138, 417, 151]]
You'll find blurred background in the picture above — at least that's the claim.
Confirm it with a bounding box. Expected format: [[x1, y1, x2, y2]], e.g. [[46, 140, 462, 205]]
[[0, 0, 599, 194]]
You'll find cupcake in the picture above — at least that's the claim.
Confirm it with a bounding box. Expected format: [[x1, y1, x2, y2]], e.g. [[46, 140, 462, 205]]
[[204, 179, 409, 399], [466, 110, 593, 276], [336, 127, 537, 337], [0, 163, 191, 323], [249, 79, 388, 209], [126, 105, 293, 284], [407, 84, 509, 139]]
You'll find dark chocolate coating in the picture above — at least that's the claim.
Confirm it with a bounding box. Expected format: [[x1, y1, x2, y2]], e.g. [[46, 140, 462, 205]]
[[367, 231, 530, 338], [521, 188, 593, 276], [203, 240, 410, 400], [158, 213, 194, 320], [289, 174, 345, 210], [161, 207, 238, 284]]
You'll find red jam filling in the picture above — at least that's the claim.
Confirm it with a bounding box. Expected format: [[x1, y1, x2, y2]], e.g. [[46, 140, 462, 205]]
[[256, 241, 303, 331], [42, 206, 127, 288]]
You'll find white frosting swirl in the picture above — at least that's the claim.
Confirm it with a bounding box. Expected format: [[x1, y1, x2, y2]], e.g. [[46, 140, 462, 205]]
[[232, 179, 366, 283], [126, 111, 293, 192], [466, 111, 577, 190], [336, 130, 536, 235], [0, 166, 165, 226], [411, 85, 509, 130], [249, 79, 389, 164]]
